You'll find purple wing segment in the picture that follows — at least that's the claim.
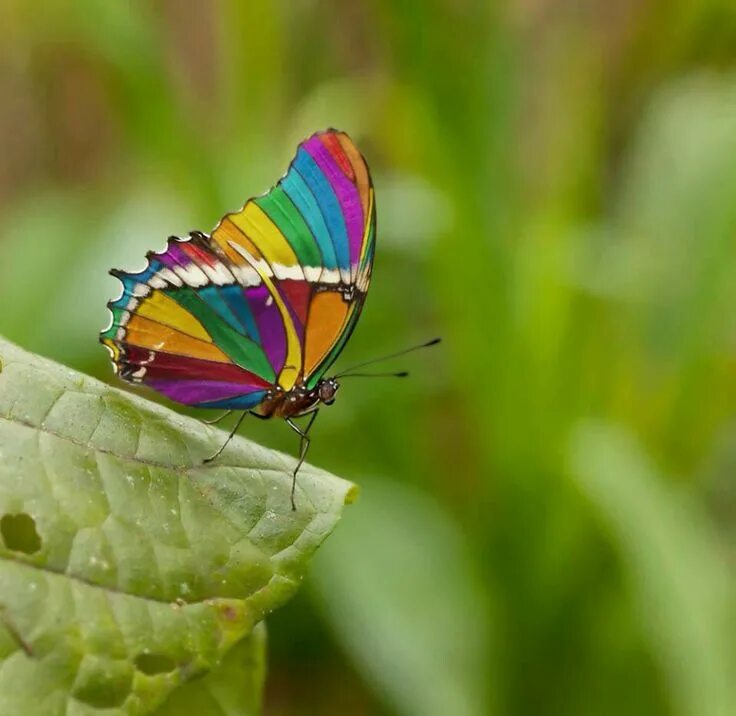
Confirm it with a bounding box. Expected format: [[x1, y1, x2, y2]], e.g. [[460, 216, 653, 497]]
[[304, 136, 364, 270], [156, 242, 190, 269], [246, 284, 287, 375], [147, 379, 265, 405]]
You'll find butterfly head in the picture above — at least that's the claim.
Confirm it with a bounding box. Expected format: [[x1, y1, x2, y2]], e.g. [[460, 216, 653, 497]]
[[317, 378, 340, 406]]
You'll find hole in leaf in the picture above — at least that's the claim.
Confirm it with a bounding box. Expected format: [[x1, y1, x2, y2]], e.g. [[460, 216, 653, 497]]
[[135, 652, 177, 675], [1, 513, 41, 554]]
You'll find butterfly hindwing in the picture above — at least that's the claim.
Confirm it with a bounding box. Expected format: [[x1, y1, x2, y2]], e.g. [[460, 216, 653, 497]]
[[101, 237, 275, 408], [101, 129, 375, 408]]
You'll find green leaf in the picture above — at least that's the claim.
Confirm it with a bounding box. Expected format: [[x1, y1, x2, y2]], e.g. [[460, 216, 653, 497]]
[[153, 622, 266, 716], [311, 479, 493, 716], [0, 337, 356, 715], [570, 422, 736, 716]]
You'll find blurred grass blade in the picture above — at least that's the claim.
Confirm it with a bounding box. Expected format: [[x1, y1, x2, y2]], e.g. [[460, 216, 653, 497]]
[[0, 337, 355, 715], [570, 422, 736, 716], [312, 479, 493, 716], [154, 622, 266, 716]]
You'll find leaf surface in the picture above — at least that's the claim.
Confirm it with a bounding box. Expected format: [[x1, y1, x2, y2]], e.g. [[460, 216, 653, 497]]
[[153, 623, 266, 716], [0, 337, 355, 715]]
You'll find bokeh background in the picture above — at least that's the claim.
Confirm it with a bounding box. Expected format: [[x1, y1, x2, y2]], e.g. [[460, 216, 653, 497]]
[[3, 1, 736, 714]]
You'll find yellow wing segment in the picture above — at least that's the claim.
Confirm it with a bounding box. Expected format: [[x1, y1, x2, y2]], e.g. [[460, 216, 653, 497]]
[[136, 291, 213, 342], [358, 188, 374, 268], [229, 203, 300, 268]]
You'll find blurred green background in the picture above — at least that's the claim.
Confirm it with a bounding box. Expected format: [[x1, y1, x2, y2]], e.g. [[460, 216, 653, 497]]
[[3, 1, 736, 714]]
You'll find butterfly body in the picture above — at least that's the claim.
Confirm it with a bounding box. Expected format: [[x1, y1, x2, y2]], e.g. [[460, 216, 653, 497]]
[[252, 377, 339, 419], [101, 130, 374, 505]]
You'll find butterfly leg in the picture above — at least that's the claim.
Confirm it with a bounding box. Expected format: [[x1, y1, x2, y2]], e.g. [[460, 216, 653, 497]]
[[285, 410, 319, 511], [203, 411, 248, 464], [202, 410, 232, 425]]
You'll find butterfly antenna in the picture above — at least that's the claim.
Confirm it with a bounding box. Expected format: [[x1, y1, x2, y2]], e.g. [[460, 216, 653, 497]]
[[334, 338, 441, 378], [339, 370, 410, 379]]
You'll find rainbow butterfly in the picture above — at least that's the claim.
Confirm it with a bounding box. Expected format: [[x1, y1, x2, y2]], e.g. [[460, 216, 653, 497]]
[[101, 130, 377, 507], [101, 129, 437, 508]]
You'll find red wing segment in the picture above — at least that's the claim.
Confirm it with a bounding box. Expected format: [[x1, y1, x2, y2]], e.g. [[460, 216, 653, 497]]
[[280, 280, 311, 339], [321, 132, 355, 180], [180, 241, 217, 267], [119, 345, 271, 387]]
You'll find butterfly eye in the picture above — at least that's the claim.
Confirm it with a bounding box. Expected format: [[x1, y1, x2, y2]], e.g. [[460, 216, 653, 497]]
[[318, 380, 338, 402]]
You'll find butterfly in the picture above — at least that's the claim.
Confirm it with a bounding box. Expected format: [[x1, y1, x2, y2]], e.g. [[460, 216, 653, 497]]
[[101, 130, 377, 509]]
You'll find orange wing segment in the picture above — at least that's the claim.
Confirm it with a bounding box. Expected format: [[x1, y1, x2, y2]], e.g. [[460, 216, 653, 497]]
[[337, 133, 371, 218], [124, 314, 232, 363], [303, 292, 350, 377], [211, 218, 262, 264]]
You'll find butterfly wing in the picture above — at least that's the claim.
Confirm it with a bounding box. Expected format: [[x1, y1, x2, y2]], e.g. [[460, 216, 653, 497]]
[[100, 233, 279, 409], [210, 129, 375, 391], [101, 129, 375, 406]]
